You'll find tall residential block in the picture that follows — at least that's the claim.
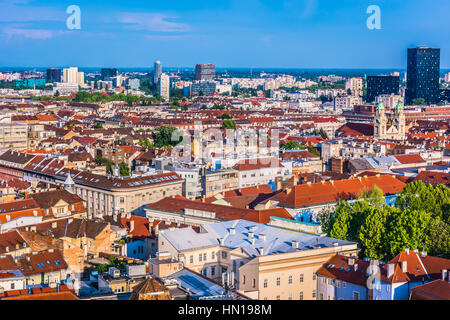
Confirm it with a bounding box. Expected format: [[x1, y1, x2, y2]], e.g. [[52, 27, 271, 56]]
[[406, 47, 440, 105]]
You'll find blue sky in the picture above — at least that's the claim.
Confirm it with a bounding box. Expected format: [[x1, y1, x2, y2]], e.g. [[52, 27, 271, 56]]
[[0, 0, 448, 68]]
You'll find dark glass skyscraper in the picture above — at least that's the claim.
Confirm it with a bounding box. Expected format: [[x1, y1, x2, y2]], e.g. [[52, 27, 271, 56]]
[[406, 47, 440, 105], [101, 68, 118, 80], [46, 68, 62, 83], [366, 76, 400, 102], [195, 64, 216, 81]]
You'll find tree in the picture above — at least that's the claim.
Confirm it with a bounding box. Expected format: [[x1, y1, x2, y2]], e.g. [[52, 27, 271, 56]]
[[385, 208, 431, 260], [94, 122, 103, 129], [119, 162, 130, 177], [221, 113, 231, 120], [154, 126, 182, 148], [359, 206, 389, 260], [427, 217, 450, 258], [282, 141, 304, 150], [412, 98, 426, 105], [221, 120, 236, 130], [319, 128, 328, 140], [307, 146, 321, 157], [329, 201, 353, 240]]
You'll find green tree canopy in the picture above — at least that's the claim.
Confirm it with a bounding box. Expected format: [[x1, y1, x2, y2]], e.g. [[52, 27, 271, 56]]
[[154, 126, 183, 148]]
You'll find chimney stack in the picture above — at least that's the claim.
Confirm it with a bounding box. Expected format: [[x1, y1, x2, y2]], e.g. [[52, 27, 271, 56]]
[[129, 220, 135, 233], [401, 261, 407, 273], [348, 258, 355, 266], [387, 263, 395, 278], [441, 269, 448, 281], [405, 248, 410, 255]]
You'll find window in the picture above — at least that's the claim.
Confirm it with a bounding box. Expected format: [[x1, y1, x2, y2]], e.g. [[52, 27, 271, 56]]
[[288, 293, 292, 300], [242, 276, 246, 284], [203, 253, 207, 261], [387, 286, 390, 292], [336, 280, 341, 288], [199, 254, 202, 262], [276, 277, 280, 286], [276, 295, 280, 300], [299, 291, 304, 300], [211, 251, 215, 260], [342, 281, 347, 288], [252, 279, 256, 288], [222, 251, 227, 259], [190, 255, 193, 264], [313, 273, 317, 281], [10, 283, 15, 290], [328, 279, 333, 285], [288, 275, 293, 284], [322, 277, 327, 284], [312, 290, 316, 298], [353, 292, 360, 300], [264, 279, 268, 288], [300, 274, 304, 283], [211, 267, 215, 276], [320, 293, 324, 300]]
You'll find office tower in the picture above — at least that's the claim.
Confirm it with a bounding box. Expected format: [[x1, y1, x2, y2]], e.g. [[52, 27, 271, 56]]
[[101, 68, 118, 80], [154, 61, 162, 84], [159, 73, 170, 101], [46, 68, 62, 83], [63, 67, 84, 85], [195, 64, 216, 81], [406, 47, 440, 105], [366, 76, 400, 103], [345, 77, 363, 96], [191, 81, 217, 96]]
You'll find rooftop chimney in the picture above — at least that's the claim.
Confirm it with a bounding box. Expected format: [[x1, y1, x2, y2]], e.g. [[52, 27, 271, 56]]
[[259, 234, 266, 241], [259, 247, 264, 255], [442, 269, 448, 281], [348, 258, 355, 266], [421, 251, 427, 258], [129, 220, 135, 233], [248, 231, 254, 238], [401, 261, 407, 273], [405, 248, 410, 255], [387, 263, 395, 278], [292, 241, 299, 248], [229, 228, 236, 235]]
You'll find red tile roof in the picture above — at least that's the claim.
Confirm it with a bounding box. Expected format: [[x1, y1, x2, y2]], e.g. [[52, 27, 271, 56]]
[[410, 280, 450, 300], [147, 196, 293, 224], [280, 175, 406, 208], [232, 158, 284, 171], [394, 154, 426, 164]]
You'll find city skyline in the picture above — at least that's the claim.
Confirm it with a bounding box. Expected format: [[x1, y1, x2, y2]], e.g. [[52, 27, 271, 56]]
[[0, 0, 449, 68]]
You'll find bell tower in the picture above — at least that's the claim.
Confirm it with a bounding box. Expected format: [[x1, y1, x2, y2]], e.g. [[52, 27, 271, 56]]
[[393, 99, 406, 139], [374, 102, 386, 139]]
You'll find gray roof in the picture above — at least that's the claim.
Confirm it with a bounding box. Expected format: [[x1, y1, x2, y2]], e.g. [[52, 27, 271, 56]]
[[160, 219, 355, 257]]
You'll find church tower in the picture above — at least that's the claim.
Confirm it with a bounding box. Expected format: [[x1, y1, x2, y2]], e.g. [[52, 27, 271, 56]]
[[393, 99, 406, 140], [374, 101, 386, 139]]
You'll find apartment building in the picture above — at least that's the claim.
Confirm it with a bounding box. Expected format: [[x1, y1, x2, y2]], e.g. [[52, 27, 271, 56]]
[[0, 123, 28, 151], [316, 250, 450, 300], [158, 219, 359, 300], [0, 151, 184, 218], [232, 158, 292, 188]]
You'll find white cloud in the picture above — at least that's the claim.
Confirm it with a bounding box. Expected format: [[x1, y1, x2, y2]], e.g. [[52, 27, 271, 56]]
[[2, 27, 67, 39], [118, 12, 190, 33]]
